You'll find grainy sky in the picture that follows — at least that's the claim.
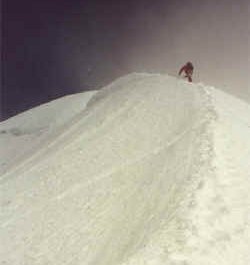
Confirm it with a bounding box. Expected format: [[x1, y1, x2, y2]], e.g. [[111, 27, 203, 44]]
[[2, 0, 249, 120]]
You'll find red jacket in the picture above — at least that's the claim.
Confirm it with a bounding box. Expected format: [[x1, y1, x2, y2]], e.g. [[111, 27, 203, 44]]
[[179, 62, 193, 82]]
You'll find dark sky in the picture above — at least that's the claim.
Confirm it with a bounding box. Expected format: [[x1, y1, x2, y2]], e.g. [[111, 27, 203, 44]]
[[2, 0, 249, 121]]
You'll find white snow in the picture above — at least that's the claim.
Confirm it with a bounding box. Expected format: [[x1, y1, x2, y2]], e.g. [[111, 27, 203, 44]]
[[0, 74, 250, 265], [0, 91, 97, 176]]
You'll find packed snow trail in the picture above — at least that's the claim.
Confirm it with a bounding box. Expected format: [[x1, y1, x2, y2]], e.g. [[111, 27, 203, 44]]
[[0, 74, 250, 265]]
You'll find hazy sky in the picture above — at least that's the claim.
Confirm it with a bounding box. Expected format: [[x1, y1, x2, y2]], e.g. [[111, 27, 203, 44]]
[[2, 0, 249, 120]]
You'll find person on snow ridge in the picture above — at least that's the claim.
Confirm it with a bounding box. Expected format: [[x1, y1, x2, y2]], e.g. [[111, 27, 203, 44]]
[[178, 62, 194, 82]]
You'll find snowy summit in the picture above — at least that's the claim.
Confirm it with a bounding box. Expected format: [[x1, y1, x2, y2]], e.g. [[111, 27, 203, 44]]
[[1, 73, 250, 265]]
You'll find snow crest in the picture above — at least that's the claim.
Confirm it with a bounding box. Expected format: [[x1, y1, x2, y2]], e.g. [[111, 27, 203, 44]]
[[1, 74, 250, 265]]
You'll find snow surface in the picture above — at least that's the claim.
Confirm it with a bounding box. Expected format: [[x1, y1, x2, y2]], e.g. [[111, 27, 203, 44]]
[[0, 91, 97, 176], [0, 74, 250, 265]]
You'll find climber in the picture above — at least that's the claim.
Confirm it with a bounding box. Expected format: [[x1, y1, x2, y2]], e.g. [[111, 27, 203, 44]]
[[178, 62, 194, 82]]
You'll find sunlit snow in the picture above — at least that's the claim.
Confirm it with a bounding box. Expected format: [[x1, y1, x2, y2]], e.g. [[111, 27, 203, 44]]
[[1, 74, 250, 265]]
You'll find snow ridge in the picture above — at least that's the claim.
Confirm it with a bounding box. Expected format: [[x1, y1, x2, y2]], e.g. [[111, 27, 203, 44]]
[[1, 74, 250, 265], [120, 82, 218, 265]]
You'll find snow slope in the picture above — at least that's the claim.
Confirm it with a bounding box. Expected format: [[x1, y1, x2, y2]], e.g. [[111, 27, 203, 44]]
[[0, 74, 250, 265], [0, 91, 97, 175]]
